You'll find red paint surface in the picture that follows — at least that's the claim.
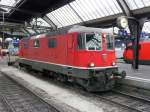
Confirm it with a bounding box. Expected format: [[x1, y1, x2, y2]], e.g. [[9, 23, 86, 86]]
[[123, 42, 150, 61], [19, 32, 116, 68]]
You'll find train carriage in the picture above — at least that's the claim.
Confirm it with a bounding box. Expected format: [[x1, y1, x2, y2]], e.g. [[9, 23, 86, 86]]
[[18, 26, 125, 92], [123, 38, 150, 65]]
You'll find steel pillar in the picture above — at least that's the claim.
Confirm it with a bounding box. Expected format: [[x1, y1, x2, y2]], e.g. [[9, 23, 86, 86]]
[[128, 17, 145, 69], [116, 0, 132, 16]]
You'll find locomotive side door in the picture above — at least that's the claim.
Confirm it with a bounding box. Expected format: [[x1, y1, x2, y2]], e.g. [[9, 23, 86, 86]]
[[67, 34, 74, 66], [20, 40, 29, 58]]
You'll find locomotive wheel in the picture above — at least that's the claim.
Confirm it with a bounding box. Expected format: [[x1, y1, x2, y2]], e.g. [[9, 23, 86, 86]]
[[42, 70, 49, 77], [57, 74, 68, 82], [25, 65, 32, 72], [75, 78, 95, 92]]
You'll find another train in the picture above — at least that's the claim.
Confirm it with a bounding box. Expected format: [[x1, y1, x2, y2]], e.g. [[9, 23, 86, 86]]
[[18, 26, 126, 92], [123, 38, 150, 65]]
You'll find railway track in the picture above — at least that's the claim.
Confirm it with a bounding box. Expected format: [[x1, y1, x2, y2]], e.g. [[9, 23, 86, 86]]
[[0, 73, 60, 112], [0, 95, 15, 112], [95, 90, 150, 112]]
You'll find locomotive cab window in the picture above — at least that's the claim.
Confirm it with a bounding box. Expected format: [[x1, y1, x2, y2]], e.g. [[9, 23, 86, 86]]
[[33, 40, 40, 48], [85, 33, 102, 51], [48, 38, 56, 48], [77, 33, 102, 51], [106, 35, 114, 50]]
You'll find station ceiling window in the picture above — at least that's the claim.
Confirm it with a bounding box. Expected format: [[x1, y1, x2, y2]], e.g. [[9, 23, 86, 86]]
[[24, 0, 150, 29], [46, 0, 122, 28], [47, 4, 82, 28], [30, 18, 51, 27], [0, 0, 21, 12], [125, 0, 150, 10], [142, 22, 150, 33], [70, 0, 122, 21]]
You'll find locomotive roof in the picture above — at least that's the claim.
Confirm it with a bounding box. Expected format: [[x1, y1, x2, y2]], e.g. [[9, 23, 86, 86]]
[[25, 26, 113, 40], [68, 25, 113, 34]]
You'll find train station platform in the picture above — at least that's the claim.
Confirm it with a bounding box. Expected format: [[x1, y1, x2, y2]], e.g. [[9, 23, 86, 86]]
[[116, 62, 150, 91], [117, 63, 150, 79]]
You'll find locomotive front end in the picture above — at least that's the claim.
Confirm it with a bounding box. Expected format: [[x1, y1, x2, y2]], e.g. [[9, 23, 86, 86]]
[[74, 31, 126, 91]]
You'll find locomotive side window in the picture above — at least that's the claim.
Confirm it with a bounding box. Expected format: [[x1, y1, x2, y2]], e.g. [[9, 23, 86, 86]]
[[48, 38, 56, 48], [106, 35, 114, 50], [33, 40, 40, 48], [85, 33, 102, 51], [77, 34, 85, 50]]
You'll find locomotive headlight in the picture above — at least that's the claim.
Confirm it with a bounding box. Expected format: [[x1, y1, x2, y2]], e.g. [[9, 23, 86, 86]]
[[89, 62, 95, 67], [112, 62, 116, 66]]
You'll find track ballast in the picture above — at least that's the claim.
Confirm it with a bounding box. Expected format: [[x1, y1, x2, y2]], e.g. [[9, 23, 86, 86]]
[[0, 73, 60, 112]]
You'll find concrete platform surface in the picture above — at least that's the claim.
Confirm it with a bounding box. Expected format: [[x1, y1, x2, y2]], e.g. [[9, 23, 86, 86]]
[[117, 63, 150, 79]]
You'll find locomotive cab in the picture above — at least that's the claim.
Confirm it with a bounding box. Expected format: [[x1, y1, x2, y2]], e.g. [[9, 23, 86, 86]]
[[70, 32, 126, 91], [75, 32, 116, 68]]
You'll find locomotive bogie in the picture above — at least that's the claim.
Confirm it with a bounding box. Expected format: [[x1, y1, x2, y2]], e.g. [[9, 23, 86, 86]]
[[18, 58, 119, 91], [18, 58, 118, 78]]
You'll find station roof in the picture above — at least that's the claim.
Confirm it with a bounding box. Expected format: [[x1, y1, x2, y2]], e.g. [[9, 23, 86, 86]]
[[1, 0, 150, 36]]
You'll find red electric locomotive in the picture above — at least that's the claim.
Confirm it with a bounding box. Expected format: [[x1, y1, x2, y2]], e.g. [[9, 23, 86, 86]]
[[18, 26, 125, 92], [123, 38, 150, 65]]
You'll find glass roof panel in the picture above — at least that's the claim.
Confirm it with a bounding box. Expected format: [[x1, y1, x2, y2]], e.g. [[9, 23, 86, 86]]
[[94, 0, 109, 16], [142, 0, 150, 6], [52, 10, 66, 26], [142, 22, 150, 33], [58, 6, 71, 25], [0, 0, 20, 12], [70, 0, 122, 21], [47, 4, 82, 28], [70, 1, 90, 21], [137, 0, 145, 8], [47, 12, 63, 28], [37, 18, 51, 27], [112, 0, 122, 13], [30, 18, 51, 27], [125, 0, 150, 10]]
